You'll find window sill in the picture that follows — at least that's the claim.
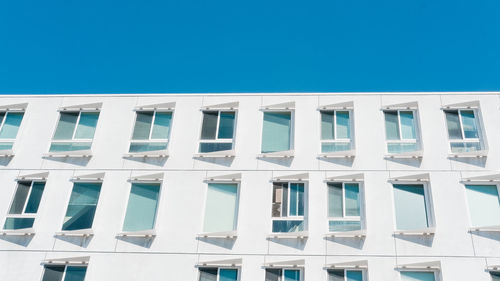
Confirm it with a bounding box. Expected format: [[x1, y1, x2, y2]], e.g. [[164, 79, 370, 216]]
[[393, 228, 435, 236], [324, 229, 366, 238], [55, 229, 94, 237], [267, 231, 308, 239], [469, 225, 500, 232], [124, 151, 169, 158], [384, 151, 423, 159], [194, 150, 235, 158], [1, 228, 35, 236], [318, 150, 355, 159], [258, 150, 294, 158], [116, 229, 156, 238], [197, 231, 238, 239], [448, 151, 487, 159], [44, 150, 92, 158], [0, 149, 14, 157]]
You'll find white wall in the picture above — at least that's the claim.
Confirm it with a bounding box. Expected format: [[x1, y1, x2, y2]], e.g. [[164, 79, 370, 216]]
[[0, 92, 499, 281]]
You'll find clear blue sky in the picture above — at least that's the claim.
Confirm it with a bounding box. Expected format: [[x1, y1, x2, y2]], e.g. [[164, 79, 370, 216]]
[[1, 0, 499, 94]]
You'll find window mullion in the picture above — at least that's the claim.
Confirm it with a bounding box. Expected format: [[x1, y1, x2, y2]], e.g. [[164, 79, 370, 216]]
[[20, 181, 34, 214], [333, 110, 336, 141], [397, 110, 403, 140], [287, 182, 291, 217], [342, 182, 346, 218], [61, 266, 67, 281], [71, 112, 82, 140], [0, 112, 8, 133], [149, 110, 156, 140], [457, 109, 466, 140], [215, 111, 221, 141]]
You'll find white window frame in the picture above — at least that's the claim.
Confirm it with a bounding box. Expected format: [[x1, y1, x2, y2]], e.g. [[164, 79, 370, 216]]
[[391, 182, 435, 231], [319, 110, 353, 152], [444, 108, 484, 152], [200, 181, 241, 234], [3, 180, 44, 229], [271, 181, 307, 233], [260, 109, 295, 153], [130, 109, 173, 147], [326, 268, 366, 281], [50, 110, 99, 151], [43, 264, 88, 281], [463, 183, 500, 229], [326, 181, 364, 232], [0, 111, 22, 143], [265, 268, 303, 281], [383, 109, 421, 153], [120, 181, 163, 233], [198, 267, 240, 281], [399, 270, 440, 281], [198, 110, 237, 151]]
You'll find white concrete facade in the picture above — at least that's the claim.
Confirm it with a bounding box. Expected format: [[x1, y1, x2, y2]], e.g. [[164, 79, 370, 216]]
[[0, 92, 500, 281]]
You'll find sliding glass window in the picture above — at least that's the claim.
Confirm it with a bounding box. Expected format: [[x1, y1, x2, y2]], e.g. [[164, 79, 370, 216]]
[[265, 268, 301, 281], [129, 110, 172, 153], [444, 109, 483, 153], [50, 111, 99, 152], [203, 183, 239, 233], [0, 111, 24, 151], [3, 181, 45, 230], [261, 112, 292, 153], [384, 110, 419, 154], [321, 110, 352, 153], [199, 267, 238, 281], [199, 111, 236, 153], [328, 269, 363, 281], [327, 182, 362, 232], [272, 182, 305, 233], [41, 265, 87, 281], [122, 183, 161, 232]]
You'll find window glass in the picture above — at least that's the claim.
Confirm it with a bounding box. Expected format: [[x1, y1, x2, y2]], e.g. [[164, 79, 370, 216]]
[[336, 111, 350, 139], [64, 266, 87, 281], [460, 110, 479, 139], [218, 112, 235, 139], [328, 269, 344, 281], [0, 112, 23, 139], [62, 182, 101, 231], [122, 183, 160, 232], [271, 182, 305, 233], [41, 266, 65, 281], [328, 183, 361, 232], [400, 271, 435, 281], [201, 111, 218, 140], [262, 112, 291, 153], [321, 111, 335, 140], [129, 142, 168, 153], [265, 269, 281, 281], [445, 110, 462, 139], [199, 268, 218, 281], [346, 271, 363, 281], [132, 112, 153, 140], [393, 184, 429, 230], [53, 112, 78, 140], [289, 183, 304, 216], [344, 183, 360, 217], [384, 111, 400, 140], [219, 269, 238, 281], [3, 217, 35, 230], [399, 111, 416, 139], [151, 112, 172, 139], [8, 182, 30, 214], [328, 270, 363, 281], [491, 272, 500, 281], [328, 183, 343, 217], [74, 112, 99, 139], [465, 185, 500, 227], [24, 182, 45, 214], [203, 183, 238, 233], [284, 269, 300, 281]]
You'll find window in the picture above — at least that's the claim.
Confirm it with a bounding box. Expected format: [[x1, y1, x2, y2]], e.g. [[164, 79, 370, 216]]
[[321, 110, 352, 153], [272, 182, 305, 233], [465, 185, 500, 228], [400, 271, 436, 281], [327, 182, 361, 232], [199, 267, 238, 281], [444, 109, 483, 153], [203, 183, 239, 233], [199, 111, 236, 153], [265, 268, 301, 281], [62, 182, 101, 231], [491, 272, 500, 281], [50, 111, 99, 152], [262, 112, 292, 153], [3, 181, 45, 230], [328, 269, 363, 281], [129, 110, 172, 153], [0, 111, 24, 150], [384, 110, 419, 153], [393, 184, 431, 231], [41, 265, 87, 281], [122, 183, 160, 232]]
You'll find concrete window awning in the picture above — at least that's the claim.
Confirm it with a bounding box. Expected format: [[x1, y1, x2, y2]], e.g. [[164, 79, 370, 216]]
[[0, 228, 35, 236], [324, 229, 366, 238], [396, 261, 441, 271], [272, 173, 308, 182], [116, 229, 156, 238], [55, 229, 94, 238], [441, 100, 480, 110], [16, 172, 49, 182], [196, 258, 242, 267], [461, 173, 500, 184], [319, 150, 356, 159], [0, 103, 28, 112], [263, 259, 304, 268], [195, 150, 235, 158], [42, 256, 90, 265], [267, 231, 308, 240], [129, 172, 163, 183], [324, 260, 368, 269], [204, 173, 241, 183], [388, 173, 430, 183], [197, 231, 238, 239], [394, 227, 435, 236], [325, 173, 364, 183], [381, 101, 419, 110], [71, 172, 105, 183], [59, 102, 102, 112], [260, 101, 295, 111], [318, 101, 354, 111], [201, 101, 239, 111], [134, 102, 176, 111], [124, 149, 169, 158]]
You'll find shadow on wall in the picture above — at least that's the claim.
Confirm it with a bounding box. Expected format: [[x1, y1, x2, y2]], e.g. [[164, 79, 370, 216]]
[[318, 157, 354, 167], [257, 157, 293, 167], [0, 235, 34, 246], [116, 236, 155, 248], [43, 156, 91, 167], [449, 157, 487, 168], [196, 237, 236, 250], [393, 234, 434, 247], [123, 156, 168, 167], [325, 236, 365, 250], [193, 157, 235, 168], [267, 237, 307, 250], [54, 235, 93, 248]]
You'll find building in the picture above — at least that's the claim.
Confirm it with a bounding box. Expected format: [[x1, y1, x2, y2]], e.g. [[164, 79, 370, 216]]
[[0, 92, 500, 281]]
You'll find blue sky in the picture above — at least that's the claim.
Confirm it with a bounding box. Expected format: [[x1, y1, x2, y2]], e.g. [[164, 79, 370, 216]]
[[1, 0, 499, 94]]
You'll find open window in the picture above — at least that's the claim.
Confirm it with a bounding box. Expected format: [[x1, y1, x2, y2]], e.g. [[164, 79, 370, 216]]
[[197, 102, 237, 157], [270, 174, 308, 237], [325, 260, 367, 281], [118, 173, 163, 237], [327, 182, 363, 234], [0, 103, 25, 156], [383, 103, 421, 157], [442, 101, 486, 156], [128, 103, 174, 157], [201, 181, 240, 238], [2, 173, 47, 235], [464, 184, 500, 231], [320, 110, 353, 154], [198, 267, 239, 281], [260, 102, 294, 158], [391, 174, 435, 235], [49, 103, 101, 156], [41, 256, 89, 281]]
